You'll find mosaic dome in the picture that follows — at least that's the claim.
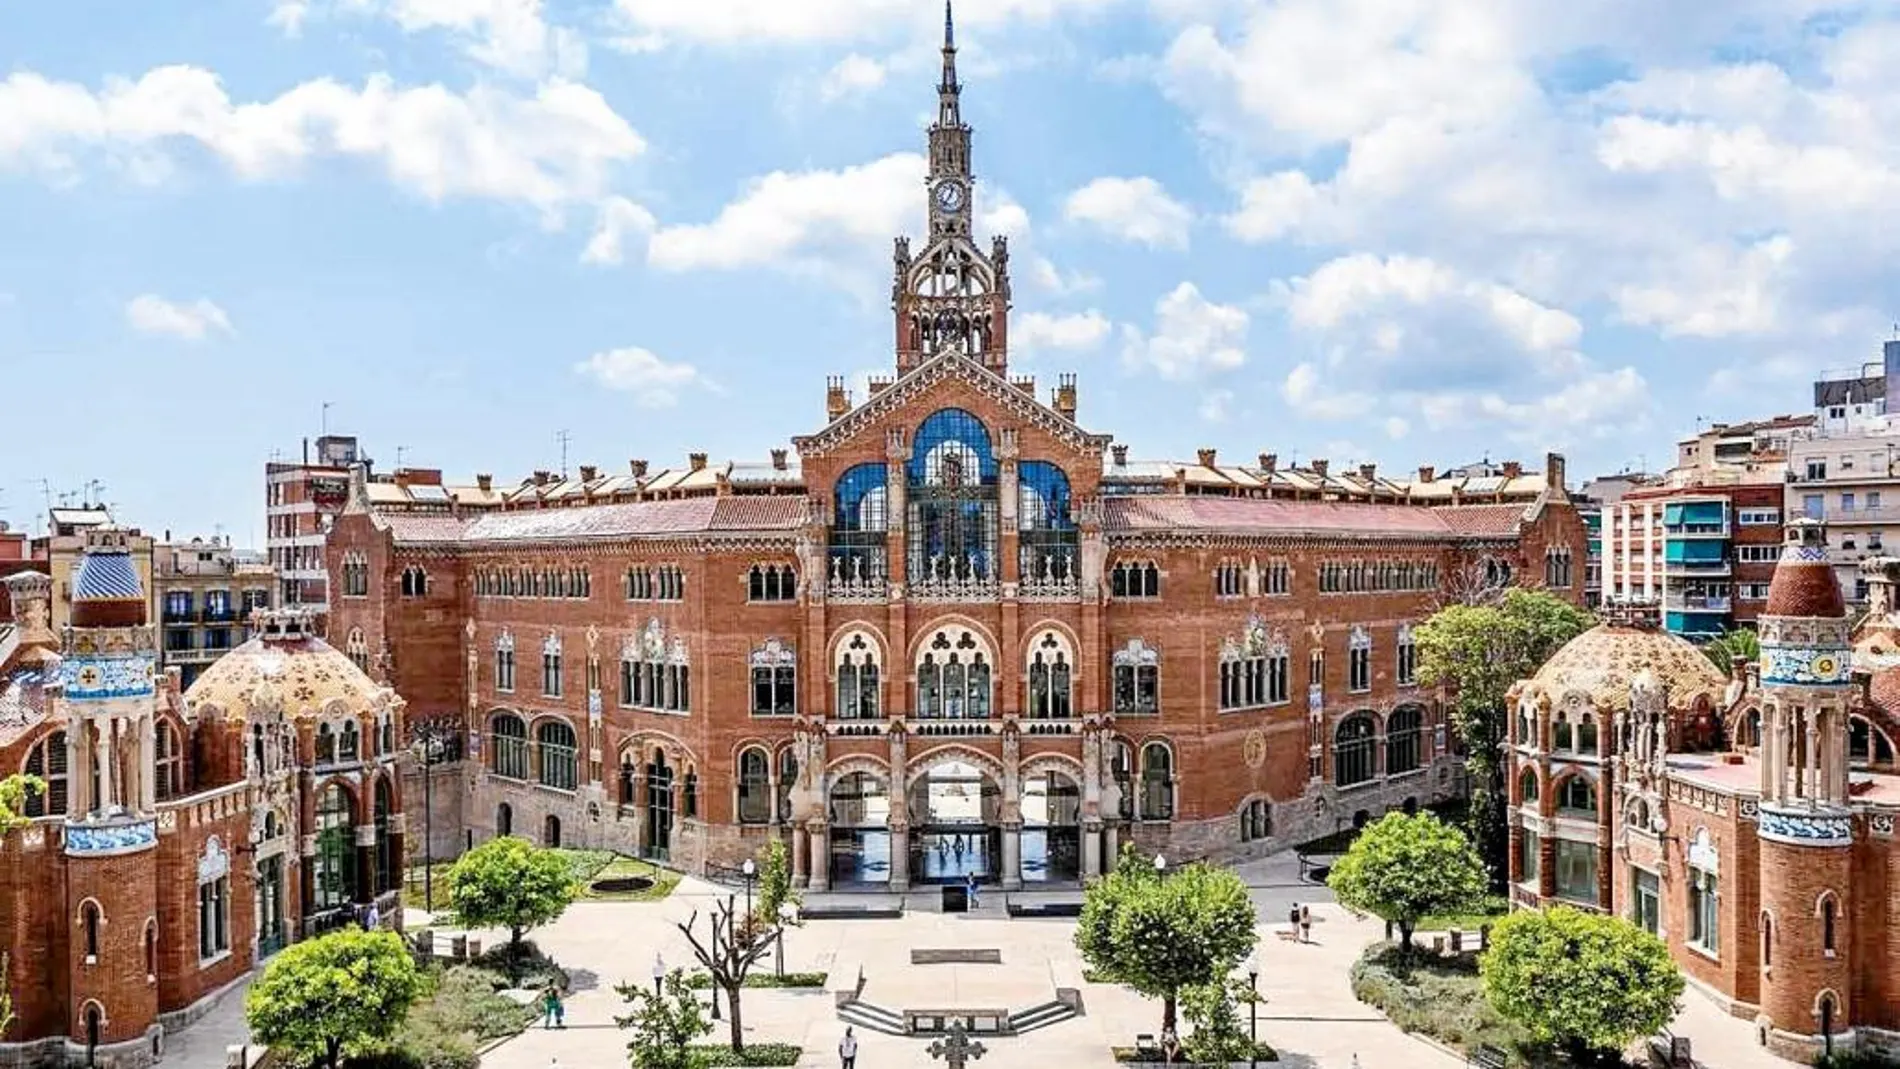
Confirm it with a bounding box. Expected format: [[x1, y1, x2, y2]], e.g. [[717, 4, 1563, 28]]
[[1765, 522, 1846, 620], [1526, 624, 1728, 712], [184, 632, 390, 720]]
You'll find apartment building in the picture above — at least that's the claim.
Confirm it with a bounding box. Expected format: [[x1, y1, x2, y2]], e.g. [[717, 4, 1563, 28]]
[[28, 506, 156, 630], [1786, 344, 1900, 606], [152, 536, 276, 688], [265, 434, 364, 631]]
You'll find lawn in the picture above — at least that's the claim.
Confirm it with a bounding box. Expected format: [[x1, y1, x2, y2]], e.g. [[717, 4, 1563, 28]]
[[1350, 944, 1539, 1065], [573, 853, 681, 902], [1418, 894, 1509, 933]]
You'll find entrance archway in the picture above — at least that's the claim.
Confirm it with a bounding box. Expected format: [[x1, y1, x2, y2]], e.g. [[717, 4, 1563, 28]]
[[907, 759, 1001, 884], [827, 771, 892, 887], [1021, 767, 1081, 883]]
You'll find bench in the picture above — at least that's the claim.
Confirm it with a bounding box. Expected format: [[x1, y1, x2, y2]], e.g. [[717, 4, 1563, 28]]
[[1470, 1043, 1508, 1069]]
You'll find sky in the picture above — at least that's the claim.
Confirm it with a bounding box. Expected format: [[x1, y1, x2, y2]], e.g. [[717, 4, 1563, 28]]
[[3, 0, 1899, 545]]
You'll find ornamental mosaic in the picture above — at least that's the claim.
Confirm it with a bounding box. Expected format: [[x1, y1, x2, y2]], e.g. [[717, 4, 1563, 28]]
[[1112, 638, 1158, 667], [65, 818, 158, 857], [59, 653, 156, 702], [1243, 729, 1267, 770], [1757, 804, 1853, 847], [1761, 646, 1849, 688], [1869, 812, 1894, 837]]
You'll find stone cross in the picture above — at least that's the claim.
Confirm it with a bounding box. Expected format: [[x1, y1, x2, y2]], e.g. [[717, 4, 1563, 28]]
[[927, 1021, 986, 1068]]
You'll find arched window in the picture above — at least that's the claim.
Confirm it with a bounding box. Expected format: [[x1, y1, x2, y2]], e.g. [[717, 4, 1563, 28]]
[[495, 631, 517, 692], [1558, 776, 1597, 814], [830, 463, 889, 587], [916, 627, 992, 719], [374, 778, 396, 893], [338, 720, 360, 761], [1110, 741, 1135, 821], [1386, 706, 1423, 776], [496, 802, 514, 837], [1239, 798, 1271, 842], [747, 564, 798, 602], [1819, 893, 1838, 955], [23, 730, 69, 817], [537, 719, 579, 791], [544, 815, 562, 848], [1553, 712, 1574, 752], [1110, 560, 1160, 598], [313, 784, 357, 912], [1334, 714, 1377, 788], [1518, 768, 1540, 804], [1347, 626, 1372, 693], [776, 748, 798, 822], [1849, 715, 1897, 766], [907, 409, 999, 585], [619, 622, 691, 713], [1138, 742, 1174, 821], [491, 713, 529, 780], [1018, 461, 1077, 585], [1515, 703, 1534, 747], [400, 565, 428, 597], [83, 1003, 103, 1056], [1026, 631, 1073, 719], [315, 723, 336, 765], [835, 632, 882, 719], [749, 639, 797, 717], [737, 748, 771, 824], [1577, 713, 1599, 755], [81, 900, 102, 961], [542, 632, 564, 698]]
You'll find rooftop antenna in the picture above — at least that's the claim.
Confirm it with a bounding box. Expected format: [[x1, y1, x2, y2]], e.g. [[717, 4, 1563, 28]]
[[321, 401, 333, 438], [396, 445, 409, 470], [557, 430, 571, 479]]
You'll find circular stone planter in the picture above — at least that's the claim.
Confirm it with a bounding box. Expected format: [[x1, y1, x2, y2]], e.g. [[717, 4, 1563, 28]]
[[590, 876, 655, 895]]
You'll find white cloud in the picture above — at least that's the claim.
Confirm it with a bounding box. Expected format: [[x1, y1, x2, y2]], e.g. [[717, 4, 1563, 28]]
[[1198, 388, 1234, 422], [1613, 235, 1793, 338], [1383, 416, 1410, 440], [1029, 257, 1101, 295], [1120, 282, 1247, 380], [581, 196, 657, 266], [274, 0, 586, 79], [0, 67, 645, 214], [820, 55, 888, 101], [611, 0, 1121, 47], [574, 346, 704, 407], [1281, 361, 1373, 420], [1016, 310, 1111, 353], [126, 294, 233, 340], [1063, 176, 1192, 249]]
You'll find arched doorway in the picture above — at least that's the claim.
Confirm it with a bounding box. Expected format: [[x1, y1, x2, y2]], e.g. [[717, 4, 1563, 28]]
[[645, 750, 674, 862], [827, 772, 891, 887], [907, 760, 1000, 884], [1021, 767, 1081, 883]]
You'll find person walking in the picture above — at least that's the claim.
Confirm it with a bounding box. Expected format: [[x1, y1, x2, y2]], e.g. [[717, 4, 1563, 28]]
[[541, 985, 562, 1029], [1288, 903, 1302, 942], [839, 1025, 859, 1069], [365, 901, 381, 931], [1299, 903, 1313, 944], [965, 870, 980, 909]]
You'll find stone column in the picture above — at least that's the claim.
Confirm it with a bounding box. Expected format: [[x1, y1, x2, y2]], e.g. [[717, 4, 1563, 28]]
[[140, 713, 157, 812], [1082, 821, 1103, 879], [792, 825, 810, 888], [1104, 822, 1120, 868], [65, 724, 85, 817], [807, 821, 831, 891], [1537, 833, 1557, 903], [889, 822, 910, 890], [97, 717, 116, 813], [356, 824, 378, 905], [1001, 824, 1022, 890]]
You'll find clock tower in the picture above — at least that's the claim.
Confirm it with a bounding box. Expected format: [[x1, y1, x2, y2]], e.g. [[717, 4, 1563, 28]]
[[893, 0, 1012, 374]]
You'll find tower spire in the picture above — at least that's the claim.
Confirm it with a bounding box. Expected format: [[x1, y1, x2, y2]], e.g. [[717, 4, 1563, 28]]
[[942, 0, 958, 89]]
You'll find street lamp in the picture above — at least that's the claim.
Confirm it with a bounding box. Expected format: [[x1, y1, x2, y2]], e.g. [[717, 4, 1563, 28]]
[[742, 858, 757, 925], [410, 722, 450, 911], [1246, 950, 1260, 1069], [652, 953, 665, 996], [1153, 854, 1167, 877]]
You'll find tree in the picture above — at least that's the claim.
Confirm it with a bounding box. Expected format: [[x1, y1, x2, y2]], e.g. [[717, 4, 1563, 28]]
[[754, 838, 801, 976], [1702, 628, 1760, 672], [445, 836, 577, 983], [1416, 587, 1593, 881], [615, 968, 712, 1069], [1180, 977, 1260, 1065], [678, 894, 773, 1053], [1075, 847, 1258, 1037], [1327, 811, 1487, 951], [245, 928, 424, 1069], [1481, 907, 1684, 1064]]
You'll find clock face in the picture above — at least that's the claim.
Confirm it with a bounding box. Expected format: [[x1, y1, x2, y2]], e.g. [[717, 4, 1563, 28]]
[[935, 181, 965, 213], [1810, 653, 1841, 678]]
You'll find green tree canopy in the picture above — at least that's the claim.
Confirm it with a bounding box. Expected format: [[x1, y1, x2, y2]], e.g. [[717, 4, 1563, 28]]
[[445, 836, 577, 981], [614, 968, 712, 1069], [755, 837, 801, 977], [1075, 847, 1258, 1034], [1480, 906, 1684, 1061], [1416, 587, 1593, 880], [0, 773, 44, 834], [1327, 811, 1488, 950], [244, 928, 424, 1068], [1701, 628, 1760, 672]]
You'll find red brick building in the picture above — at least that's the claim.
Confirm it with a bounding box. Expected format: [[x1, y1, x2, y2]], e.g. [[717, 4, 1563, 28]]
[[1508, 521, 1900, 1061], [0, 533, 407, 1068], [327, 14, 1587, 894]]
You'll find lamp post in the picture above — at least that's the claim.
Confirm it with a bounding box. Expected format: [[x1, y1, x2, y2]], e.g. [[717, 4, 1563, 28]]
[[652, 953, 665, 996], [1246, 950, 1260, 1069], [1153, 853, 1167, 877], [411, 723, 449, 911], [742, 858, 757, 925]]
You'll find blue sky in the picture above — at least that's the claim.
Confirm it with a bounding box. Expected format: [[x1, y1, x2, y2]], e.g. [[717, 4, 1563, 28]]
[[3, 0, 1898, 544]]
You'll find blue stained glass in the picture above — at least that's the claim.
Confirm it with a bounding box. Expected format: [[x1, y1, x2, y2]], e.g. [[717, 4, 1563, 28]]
[[1018, 461, 1074, 530], [909, 409, 997, 487], [834, 463, 889, 531]]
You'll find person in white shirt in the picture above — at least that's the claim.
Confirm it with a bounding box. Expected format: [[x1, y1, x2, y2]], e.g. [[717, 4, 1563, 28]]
[[839, 1026, 859, 1069]]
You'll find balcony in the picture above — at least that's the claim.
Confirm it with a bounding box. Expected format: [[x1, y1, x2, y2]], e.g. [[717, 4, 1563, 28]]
[[1662, 522, 1729, 537], [1812, 505, 1900, 525], [162, 609, 198, 625], [203, 606, 238, 623], [1664, 594, 1732, 612], [1662, 561, 1731, 577]]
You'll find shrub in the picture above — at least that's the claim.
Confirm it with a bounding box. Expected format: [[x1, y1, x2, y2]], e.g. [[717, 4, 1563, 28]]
[[683, 971, 827, 990], [689, 1043, 804, 1066], [1350, 945, 1535, 1060], [1481, 907, 1683, 1063]]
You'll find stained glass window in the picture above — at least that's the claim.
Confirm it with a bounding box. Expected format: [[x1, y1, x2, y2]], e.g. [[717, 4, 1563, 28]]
[[908, 409, 999, 582]]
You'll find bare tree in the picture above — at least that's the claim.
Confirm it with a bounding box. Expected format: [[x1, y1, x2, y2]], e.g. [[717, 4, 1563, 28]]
[[1434, 557, 1514, 610], [677, 895, 773, 1053]]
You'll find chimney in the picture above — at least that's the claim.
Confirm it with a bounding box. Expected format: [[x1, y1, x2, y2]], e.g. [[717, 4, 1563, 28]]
[[1260, 453, 1277, 473], [533, 470, 551, 486], [476, 473, 493, 492], [1053, 373, 1078, 422], [579, 464, 598, 482], [689, 452, 708, 472], [630, 459, 649, 479], [1311, 458, 1330, 477], [1545, 452, 1567, 493], [1418, 465, 1435, 483], [826, 375, 851, 421], [1111, 444, 1129, 466], [1197, 448, 1218, 468], [768, 448, 788, 471], [1502, 460, 1523, 479]]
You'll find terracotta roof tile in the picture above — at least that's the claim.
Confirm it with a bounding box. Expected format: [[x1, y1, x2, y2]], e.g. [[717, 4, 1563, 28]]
[[382, 515, 471, 544], [1104, 496, 1463, 538], [386, 496, 807, 546], [1432, 504, 1533, 536]]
